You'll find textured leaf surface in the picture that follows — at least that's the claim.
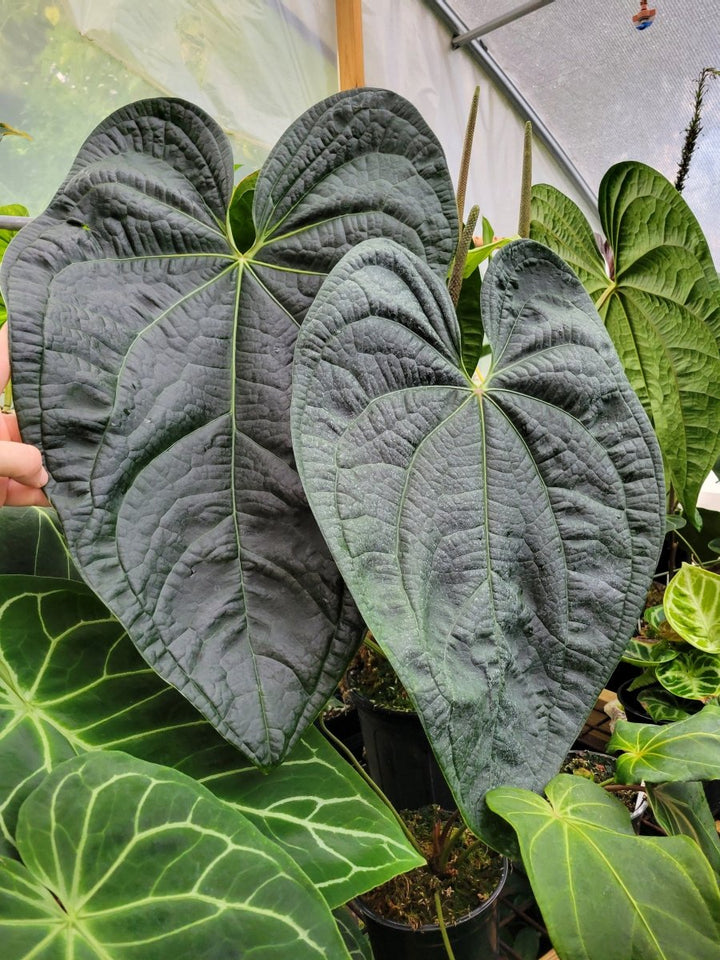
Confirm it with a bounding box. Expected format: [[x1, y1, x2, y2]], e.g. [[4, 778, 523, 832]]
[[0, 751, 351, 959], [531, 166, 720, 523], [647, 781, 720, 874], [486, 775, 720, 960], [0, 575, 422, 906], [608, 704, 720, 783], [664, 563, 720, 652], [1, 92, 457, 766], [292, 237, 664, 832]]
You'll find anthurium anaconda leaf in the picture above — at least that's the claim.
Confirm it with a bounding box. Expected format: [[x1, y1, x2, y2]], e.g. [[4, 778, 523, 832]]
[[664, 563, 720, 652], [646, 781, 720, 875], [531, 165, 720, 524], [0, 575, 423, 906], [291, 237, 664, 833], [608, 704, 720, 783], [486, 775, 720, 960], [1, 92, 458, 766], [1, 751, 351, 959]]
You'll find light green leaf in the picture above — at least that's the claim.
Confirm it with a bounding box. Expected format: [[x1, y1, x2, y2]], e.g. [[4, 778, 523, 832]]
[[0, 203, 28, 326], [531, 167, 720, 525], [621, 636, 679, 668], [647, 781, 720, 874], [462, 234, 517, 277], [1, 751, 351, 959], [0, 575, 422, 906], [608, 704, 720, 782], [487, 775, 720, 960], [664, 563, 720, 652], [656, 648, 720, 700]]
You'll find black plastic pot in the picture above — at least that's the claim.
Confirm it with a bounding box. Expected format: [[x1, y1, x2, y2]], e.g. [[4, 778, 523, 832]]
[[563, 749, 648, 825], [351, 859, 509, 960], [348, 688, 454, 810]]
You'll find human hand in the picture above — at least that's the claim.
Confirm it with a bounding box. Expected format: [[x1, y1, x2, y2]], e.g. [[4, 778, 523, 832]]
[[0, 323, 50, 506]]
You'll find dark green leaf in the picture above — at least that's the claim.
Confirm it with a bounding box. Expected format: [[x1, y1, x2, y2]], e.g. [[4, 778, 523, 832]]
[[531, 167, 720, 525], [334, 907, 373, 960], [0, 575, 423, 905], [621, 636, 679, 668], [608, 704, 720, 782], [637, 686, 696, 722], [292, 237, 665, 833], [227, 168, 258, 253], [0, 506, 80, 578], [2, 92, 458, 766], [1, 751, 351, 959], [665, 514, 686, 532], [707, 537, 720, 554], [487, 775, 720, 960], [647, 781, 720, 874], [455, 265, 483, 376]]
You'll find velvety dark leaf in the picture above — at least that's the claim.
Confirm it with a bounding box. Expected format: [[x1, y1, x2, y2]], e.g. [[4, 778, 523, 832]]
[[455, 265, 483, 376], [2, 92, 458, 766], [0, 574, 422, 906], [292, 237, 665, 832], [487, 776, 720, 960], [1, 751, 351, 959]]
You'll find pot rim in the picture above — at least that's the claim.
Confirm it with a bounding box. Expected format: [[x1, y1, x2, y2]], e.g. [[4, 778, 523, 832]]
[[350, 857, 509, 934]]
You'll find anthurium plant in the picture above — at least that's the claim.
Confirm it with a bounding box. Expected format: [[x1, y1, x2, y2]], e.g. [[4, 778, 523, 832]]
[[2, 91, 666, 844], [623, 562, 720, 721], [488, 705, 720, 960], [0, 508, 422, 955], [529, 165, 720, 526]]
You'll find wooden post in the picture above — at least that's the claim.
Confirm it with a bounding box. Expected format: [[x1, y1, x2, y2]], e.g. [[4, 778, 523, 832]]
[[336, 0, 364, 90]]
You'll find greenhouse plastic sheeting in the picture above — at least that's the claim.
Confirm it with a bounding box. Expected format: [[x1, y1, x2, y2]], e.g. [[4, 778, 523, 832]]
[[0, 0, 337, 214]]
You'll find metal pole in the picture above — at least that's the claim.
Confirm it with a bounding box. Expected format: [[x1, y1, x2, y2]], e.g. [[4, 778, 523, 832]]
[[425, 0, 597, 213], [0, 215, 32, 231], [452, 0, 555, 47]]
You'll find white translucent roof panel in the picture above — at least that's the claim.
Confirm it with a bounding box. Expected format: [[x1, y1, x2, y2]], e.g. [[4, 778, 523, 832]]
[[450, 0, 720, 261]]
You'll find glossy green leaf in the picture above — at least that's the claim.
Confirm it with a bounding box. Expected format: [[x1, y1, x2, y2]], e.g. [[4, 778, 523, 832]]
[[292, 237, 664, 833], [0, 204, 28, 328], [531, 167, 720, 525], [0, 751, 351, 959], [647, 781, 720, 875], [0, 575, 423, 906], [486, 775, 720, 960], [656, 648, 720, 699], [636, 686, 695, 723], [462, 234, 516, 277], [227, 168, 258, 253], [608, 704, 720, 782], [664, 563, 720, 652], [334, 908, 373, 960], [621, 636, 679, 668], [2, 92, 457, 767], [0, 506, 81, 578]]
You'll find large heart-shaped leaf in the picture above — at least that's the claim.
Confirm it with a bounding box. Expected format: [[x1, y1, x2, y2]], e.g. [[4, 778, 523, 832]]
[[664, 563, 720, 652], [531, 165, 720, 524], [0, 574, 423, 906], [1, 93, 458, 766], [0, 751, 351, 959], [608, 704, 720, 783], [486, 775, 720, 960], [291, 237, 664, 832]]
